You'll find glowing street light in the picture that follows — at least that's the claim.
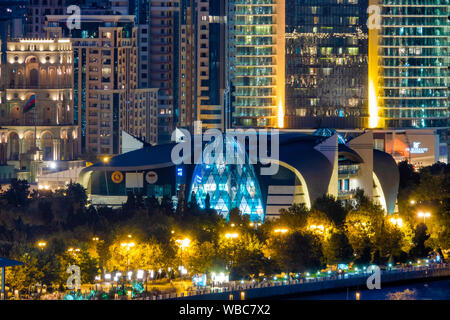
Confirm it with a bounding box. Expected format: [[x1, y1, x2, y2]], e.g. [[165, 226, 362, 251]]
[[102, 156, 110, 164], [92, 237, 100, 241], [121, 242, 135, 250], [389, 217, 403, 228], [417, 211, 431, 224], [250, 222, 262, 230], [224, 233, 239, 239], [37, 241, 47, 249], [410, 200, 416, 205], [175, 238, 191, 249], [273, 228, 289, 234], [308, 225, 325, 232]]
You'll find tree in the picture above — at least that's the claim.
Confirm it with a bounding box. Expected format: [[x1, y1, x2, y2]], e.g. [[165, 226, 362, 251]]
[[323, 232, 353, 265], [123, 191, 137, 215], [4, 179, 30, 207], [345, 206, 381, 256], [38, 200, 54, 225], [218, 232, 264, 275], [228, 208, 241, 224], [305, 210, 335, 241], [65, 183, 88, 214], [312, 195, 347, 226], [277, 203, 309, 231], [266, 231, 324, 274], [373, 221, 405, 265], [205, 193, 211, 211], [185, 241, 216, 274], [106, 238, 165, 272], [398, 160, 420, 190], [409, 223, 431, 259], [160, 196, 175, 216]]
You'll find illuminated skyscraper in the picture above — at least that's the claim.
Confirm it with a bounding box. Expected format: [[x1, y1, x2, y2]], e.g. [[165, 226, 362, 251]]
[[177, 0, 228, 133], [369, 0, 449, 128], [229, 0, 285, 128], [285, 0, 369, 129], [46, 15, 159, 156]]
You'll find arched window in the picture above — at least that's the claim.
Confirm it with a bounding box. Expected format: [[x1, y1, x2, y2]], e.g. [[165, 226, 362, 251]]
[[29, 68, 38, 86]]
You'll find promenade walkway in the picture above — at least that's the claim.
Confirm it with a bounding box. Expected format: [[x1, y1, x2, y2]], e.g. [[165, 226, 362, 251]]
[[143, 263, 450, 300]]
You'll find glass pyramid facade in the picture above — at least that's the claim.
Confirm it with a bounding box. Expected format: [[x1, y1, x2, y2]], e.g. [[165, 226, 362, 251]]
[[189, 138, 265, 222]]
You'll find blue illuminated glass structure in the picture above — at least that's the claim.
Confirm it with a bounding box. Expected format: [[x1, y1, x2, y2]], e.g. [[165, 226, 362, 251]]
[[189, 139, 265, 222]]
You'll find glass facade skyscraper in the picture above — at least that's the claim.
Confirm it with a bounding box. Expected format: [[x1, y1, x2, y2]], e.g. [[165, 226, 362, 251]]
[[230, 0, 285, 128], [370, 0, 449, 128], [285, 0, 369, 129]]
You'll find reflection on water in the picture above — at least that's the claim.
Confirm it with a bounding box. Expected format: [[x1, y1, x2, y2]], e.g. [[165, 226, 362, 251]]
[[386, 289, 417, 300], [291, 279, 450, 300]]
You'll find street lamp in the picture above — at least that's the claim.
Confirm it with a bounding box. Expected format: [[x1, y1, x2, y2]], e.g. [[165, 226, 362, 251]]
[[37, 241, 47, 249], [389, 217, 403, 228], [410, 200, 416, 205], [273, 228, 289, 234], [308, 225, 325, 232], [249, 222, 262, 230], [417, 212, 431, 224], [176, 238, 191, 277], [121, 241, 136, 270], [224, 233, 239, 239], [224, 233, 239, 270], [176, 238, 191, 249]]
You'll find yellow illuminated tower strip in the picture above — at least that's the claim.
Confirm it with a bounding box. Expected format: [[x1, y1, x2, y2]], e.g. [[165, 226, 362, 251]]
[[368, 0, 382, 128], [233, 0, 285, 128]]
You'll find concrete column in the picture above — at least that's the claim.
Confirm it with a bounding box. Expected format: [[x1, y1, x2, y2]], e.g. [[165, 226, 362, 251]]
[[19, 138, 25, 154], [347, 132, 374, 200], [53, 139, 61, 161], [63, 139, 68, 161]]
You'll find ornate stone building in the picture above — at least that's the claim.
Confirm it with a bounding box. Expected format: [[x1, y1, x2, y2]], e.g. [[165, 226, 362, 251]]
[[0, 38, 79, 182]]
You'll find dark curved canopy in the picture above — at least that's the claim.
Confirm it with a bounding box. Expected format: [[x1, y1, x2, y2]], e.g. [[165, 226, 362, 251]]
[[0, 257, 23, 268], [373, 149, 400, 214], [278, 136, 334, 203]]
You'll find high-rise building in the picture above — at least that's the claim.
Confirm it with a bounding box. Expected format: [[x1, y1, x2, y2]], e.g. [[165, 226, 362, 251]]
[[0, 1, 27, 61], [285, 0, 369, 129], [369, 0, 449, 129], [128, 0, 152, 89], [46, 15, 159, 157], [27, 0, 67, 37], [195, 0, 228, 132], [177, 0, 228, 132], [0, 38, 79, 182], [176, 0, 197, 132], [228, 0, 285, 128], [27, 0, 112, 37], [148, 1, 179, 143]]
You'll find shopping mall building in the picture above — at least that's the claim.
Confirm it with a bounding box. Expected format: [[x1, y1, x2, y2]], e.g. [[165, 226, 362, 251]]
[[79, 130, 400, 222]]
